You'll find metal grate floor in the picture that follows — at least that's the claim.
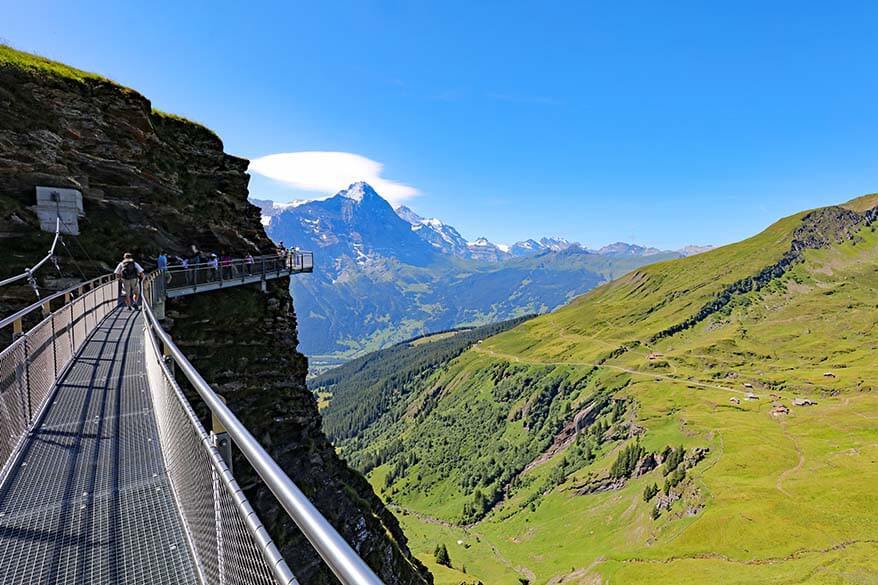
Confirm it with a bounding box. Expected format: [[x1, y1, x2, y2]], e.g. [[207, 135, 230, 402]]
[[0, 309, 200, 584]]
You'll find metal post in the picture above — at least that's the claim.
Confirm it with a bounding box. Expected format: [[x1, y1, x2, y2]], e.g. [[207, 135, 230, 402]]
[[163, 340, 174, 376], [212, 464, 227, 585], [68, 299, 75, 350], [50, 311, 58, 379], [62, 292, 73, 357], [154, 272, 166, 320], [22, 336, 32, 424], [212, 395, 233, 470]]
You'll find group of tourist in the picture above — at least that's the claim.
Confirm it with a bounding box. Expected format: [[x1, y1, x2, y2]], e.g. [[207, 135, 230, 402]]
[[114, 244, 294, 310], [156, 245, 294, 285]]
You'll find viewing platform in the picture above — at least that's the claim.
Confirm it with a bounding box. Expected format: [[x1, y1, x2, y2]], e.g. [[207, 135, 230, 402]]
[[164, 252, 313, 299]]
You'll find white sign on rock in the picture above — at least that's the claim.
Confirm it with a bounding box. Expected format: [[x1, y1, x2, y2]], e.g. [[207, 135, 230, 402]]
[[35, 186, 84, 235]]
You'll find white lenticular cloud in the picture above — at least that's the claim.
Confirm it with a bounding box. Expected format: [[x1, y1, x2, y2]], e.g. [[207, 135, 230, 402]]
[[248, 151, 419, 205]]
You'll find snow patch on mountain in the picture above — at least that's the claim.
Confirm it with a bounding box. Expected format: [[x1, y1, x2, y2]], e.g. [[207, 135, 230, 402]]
[[340, 181, 369, 202], [678, 244, 714, 256]]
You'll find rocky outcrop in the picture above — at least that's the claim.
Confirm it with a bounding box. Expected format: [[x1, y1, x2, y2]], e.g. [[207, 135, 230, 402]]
[[651, 205, 878, 343], [0, 46, 430, 583]]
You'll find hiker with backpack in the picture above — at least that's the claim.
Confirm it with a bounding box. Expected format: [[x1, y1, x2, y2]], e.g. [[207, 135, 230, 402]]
[[114, 252, 145, 311]]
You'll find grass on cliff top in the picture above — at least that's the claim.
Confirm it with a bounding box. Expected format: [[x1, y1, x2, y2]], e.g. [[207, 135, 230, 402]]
[[0, 44, 219, 139], [842, 192, 878, 212], [0, 43, 113, 84], [151, 109, 222, 143]]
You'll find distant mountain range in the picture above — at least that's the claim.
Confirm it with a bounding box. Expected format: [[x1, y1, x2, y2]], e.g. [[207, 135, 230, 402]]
[[253, 182, 710, 359]]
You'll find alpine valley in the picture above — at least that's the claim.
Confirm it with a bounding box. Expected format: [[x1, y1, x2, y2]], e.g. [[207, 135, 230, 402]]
[[254, 183, 707, 362], [312, 194, 878, 584]]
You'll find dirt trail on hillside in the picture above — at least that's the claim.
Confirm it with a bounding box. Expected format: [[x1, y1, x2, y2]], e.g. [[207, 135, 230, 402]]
[[776, 424, 805, 497], [473, 347, 743, 395]]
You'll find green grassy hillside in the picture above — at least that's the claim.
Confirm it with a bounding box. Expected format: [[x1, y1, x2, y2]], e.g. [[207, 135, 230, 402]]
[[334, 196, 878, 584]]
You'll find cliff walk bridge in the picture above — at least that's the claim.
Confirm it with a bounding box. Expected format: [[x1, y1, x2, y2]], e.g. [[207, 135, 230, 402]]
[[0, 252, 385, 585]]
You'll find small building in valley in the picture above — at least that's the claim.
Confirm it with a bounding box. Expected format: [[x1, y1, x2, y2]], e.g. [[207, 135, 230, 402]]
[[745, 392, 759, 400], [729, 397, 741, 405], [771, 405, 790, 416], [793, 398, 816, 406], [823, 372, 836, 378]]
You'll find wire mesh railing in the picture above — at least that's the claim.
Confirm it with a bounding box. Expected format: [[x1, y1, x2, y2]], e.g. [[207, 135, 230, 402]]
[[0, 253, 381, 585], [164, 252, 313, 296], [0, 275, 118, 479], [142, 273, 384, 585], [143, 316, 296, 585]]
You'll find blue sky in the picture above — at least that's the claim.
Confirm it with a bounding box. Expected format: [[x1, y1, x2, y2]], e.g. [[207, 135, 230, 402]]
[[5, 1, 878, 248]]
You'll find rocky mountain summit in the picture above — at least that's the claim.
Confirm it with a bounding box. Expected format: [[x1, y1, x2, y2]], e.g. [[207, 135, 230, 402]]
[[258, 184, 686, 357], [260, 188, 710, 264], [0, 45, 429, 584], [395, 204, 472, 257]]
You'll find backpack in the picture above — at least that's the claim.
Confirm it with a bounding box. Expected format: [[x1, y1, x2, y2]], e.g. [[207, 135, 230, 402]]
[[121, 260, 138, 279]]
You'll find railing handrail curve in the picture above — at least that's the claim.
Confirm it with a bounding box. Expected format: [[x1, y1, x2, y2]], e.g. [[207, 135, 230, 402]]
[[0, 218, 61, 289], [0, 272, 114, 332], [141, 275, 382, 585]]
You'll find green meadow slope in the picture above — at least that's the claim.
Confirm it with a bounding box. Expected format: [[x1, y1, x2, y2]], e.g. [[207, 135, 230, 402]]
[[330, 195, 878, 584]]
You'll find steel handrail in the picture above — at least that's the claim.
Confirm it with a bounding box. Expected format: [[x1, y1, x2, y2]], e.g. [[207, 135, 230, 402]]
[[164, 254, 284, 271], [163, 253, 311, 277], [142, 317, 298, 585], [0, 218, 61, 288], [0, 272, 114, 332], [141, 280, 382, 585]]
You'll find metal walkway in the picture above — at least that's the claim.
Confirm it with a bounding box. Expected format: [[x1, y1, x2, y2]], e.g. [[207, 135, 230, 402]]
[[0, 253, 384, 585], [0, 308, 199, 584], [164, 253, 313, 299]]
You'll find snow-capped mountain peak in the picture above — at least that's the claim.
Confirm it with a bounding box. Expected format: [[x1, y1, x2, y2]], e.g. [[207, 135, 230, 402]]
[[597, 242, 664, 256], [394, 205, 469, 257], [395, 205, 423, 225], [250, 198, 310, 226], [253, 186, 712, 266], [338, 181, 376, 203], [539, 237, 572, 251]]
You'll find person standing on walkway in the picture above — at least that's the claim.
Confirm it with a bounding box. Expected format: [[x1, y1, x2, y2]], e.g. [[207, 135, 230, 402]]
[[114, 252, 145, 311], [157, 251, 172, 285], [192, 252, 202, 284], [179, 256, 190, 284], [209, 253, 219, 279]]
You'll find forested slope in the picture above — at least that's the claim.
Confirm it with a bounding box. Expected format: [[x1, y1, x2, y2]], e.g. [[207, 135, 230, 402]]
[[313, 316, 534, 447]]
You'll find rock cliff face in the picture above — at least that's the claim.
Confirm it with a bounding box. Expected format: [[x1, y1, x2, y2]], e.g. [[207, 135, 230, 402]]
[[0, 47, 430, 584]]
